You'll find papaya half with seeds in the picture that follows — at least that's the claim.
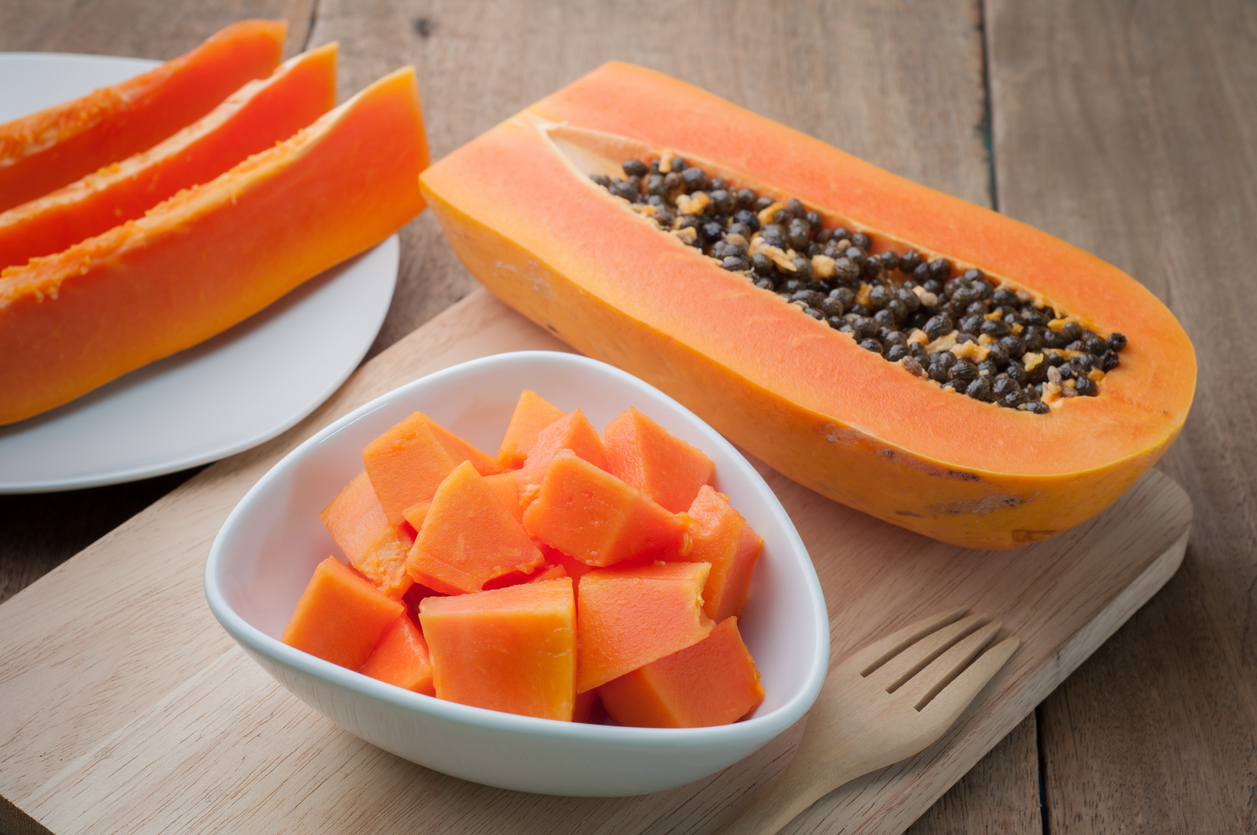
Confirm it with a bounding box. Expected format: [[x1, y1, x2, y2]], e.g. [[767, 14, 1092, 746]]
[[420, 61, 1195, 550]]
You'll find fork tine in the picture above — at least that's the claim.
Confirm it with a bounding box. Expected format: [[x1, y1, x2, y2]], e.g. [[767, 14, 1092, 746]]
[[844, 607, 969, 677], [895, 620, 1002, 710], [920, 635, 1020, 725], [863, 612, 987, 692]]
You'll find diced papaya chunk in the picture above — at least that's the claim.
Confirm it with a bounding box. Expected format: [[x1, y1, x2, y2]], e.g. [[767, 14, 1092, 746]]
[[523, 450, 685, 567], [679, 486, 764, 621], [598, 617, 763, 728], [319, 470, 389, 565], [401, 499, 432, 531], [604, 407, 714, 513], [406, 461, 544, 595], [497, 389, 565, 469], [541, 545, 596, 583], [281, 557, 403, 670], [483, 471, 524, 524], [420, 577, 576, 720], [576, 561, 714, 692], [353, 524, 416, 599], [516, 409, 607, 505], [363, 412, 499, 525], [360, 614, 436, 696]]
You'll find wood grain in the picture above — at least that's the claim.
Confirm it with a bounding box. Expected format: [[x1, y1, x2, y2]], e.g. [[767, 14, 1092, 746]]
[[0, 292, 1191, 835], [987, 0, 1257, 831]]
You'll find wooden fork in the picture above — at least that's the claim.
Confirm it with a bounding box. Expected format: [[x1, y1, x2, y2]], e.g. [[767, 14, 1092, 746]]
[[724, 608, 1020, 835]]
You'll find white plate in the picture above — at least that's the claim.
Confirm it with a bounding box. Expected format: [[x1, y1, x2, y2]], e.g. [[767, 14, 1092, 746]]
[[0, 53, 398, 493]]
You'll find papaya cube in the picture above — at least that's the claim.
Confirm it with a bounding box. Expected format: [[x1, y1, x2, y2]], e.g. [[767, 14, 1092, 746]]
[[680, 486, 764, 621], [406, 461, 544, 595], [281, 557, 403, 670], [401, 499, 432, 531], [483, 471, 524, 524], [319, 470, 389, 564], [360, 614, 436, 696], [598, 617, 763, 728], [363, 411, 500, 525], [523, 450, 685, 567], [497, 389, 566, 469], [516, 409, 607, 505], [420, 577, 577, 721], [604, 407, 714, 513], [353, 524, 416, 599], [576, 561, 714, 692]]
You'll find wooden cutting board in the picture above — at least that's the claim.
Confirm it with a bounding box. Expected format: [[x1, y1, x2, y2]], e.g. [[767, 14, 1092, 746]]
[[0, 290, 1191, 835]]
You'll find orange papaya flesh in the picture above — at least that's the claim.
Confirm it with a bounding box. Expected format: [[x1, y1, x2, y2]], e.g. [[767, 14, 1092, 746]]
[[515, 408, 607, 506], [319, 469, 389, 566], [483, 471, 524, 524], [598, 617, 763, 728], [522, 450, 686, 568], [419, 577, 577, 721], [0, 20, 287, 213], [0, 43, 338, 270], [540, 545, 596, 583], [401, 499, 433, 531], [281, 556, 403, 670], [360, 614, 436, 696], [0, 66, 429, 427], [679, 486, 763, 622], [401, 581, 444, 621], [575, 561, 714, 693], [354, 524, 416, 599], [604, 407, 714, 513], [406, 461, 544, 595], [497, 389, 566, 468], [419, 61, 1195, 549], [363, 411, 497, 526], [481, 560, 568, 591]]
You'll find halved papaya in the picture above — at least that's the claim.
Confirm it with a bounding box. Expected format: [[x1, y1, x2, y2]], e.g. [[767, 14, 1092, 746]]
[[419, 62, 1196, 549], [0, 66, 429, 426], [0, 20, 288, 212], [0, 43, 338, 270]]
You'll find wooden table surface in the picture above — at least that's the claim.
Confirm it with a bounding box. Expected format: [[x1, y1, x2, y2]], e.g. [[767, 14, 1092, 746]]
[[1, 1, 1252, 833]]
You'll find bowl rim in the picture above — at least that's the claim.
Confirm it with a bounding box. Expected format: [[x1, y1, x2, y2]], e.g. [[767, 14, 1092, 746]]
[[204, 350, 830, 748]]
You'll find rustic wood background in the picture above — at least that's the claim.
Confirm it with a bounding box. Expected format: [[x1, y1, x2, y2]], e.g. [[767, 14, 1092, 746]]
[[1, 0, 1252, 832]]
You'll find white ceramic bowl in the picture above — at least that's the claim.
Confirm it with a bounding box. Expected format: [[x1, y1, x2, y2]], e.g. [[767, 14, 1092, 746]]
[[204, 351, 829, 796]]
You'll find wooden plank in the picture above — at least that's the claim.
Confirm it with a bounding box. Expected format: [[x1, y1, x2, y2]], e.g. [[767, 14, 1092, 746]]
[[986, 0, 1257, 831], [0, 292, 1191, 835]]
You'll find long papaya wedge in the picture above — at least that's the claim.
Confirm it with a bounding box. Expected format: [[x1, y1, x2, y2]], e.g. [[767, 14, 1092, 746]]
[[0, 19, 287, 212], [0, 43, 338, 270], [0, 67, 429, 426]]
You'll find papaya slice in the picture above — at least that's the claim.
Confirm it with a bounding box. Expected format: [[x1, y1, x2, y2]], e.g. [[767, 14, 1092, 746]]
[[0, 66, 429, 427], [0, 20, 287, 212], [604, 407, 714, 513], [575, 561, 714, 693], [419, 577, 577, 721], [419, 61, 1196, 549], [497, 389, 566, 468], [521, 449, 685, 567], [483, 471, 525, 524], [406, 461, 543, 595], [679, 486, 763, 622], [319, 469, 389, 566], [597, 617, 763, 728], [0, 43, 338, 270], [360, 614, 436, 696], [281, 556, 403, 670]]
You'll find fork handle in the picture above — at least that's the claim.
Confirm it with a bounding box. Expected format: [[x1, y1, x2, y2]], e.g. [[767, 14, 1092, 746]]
[[721, 721, 883, 835]]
